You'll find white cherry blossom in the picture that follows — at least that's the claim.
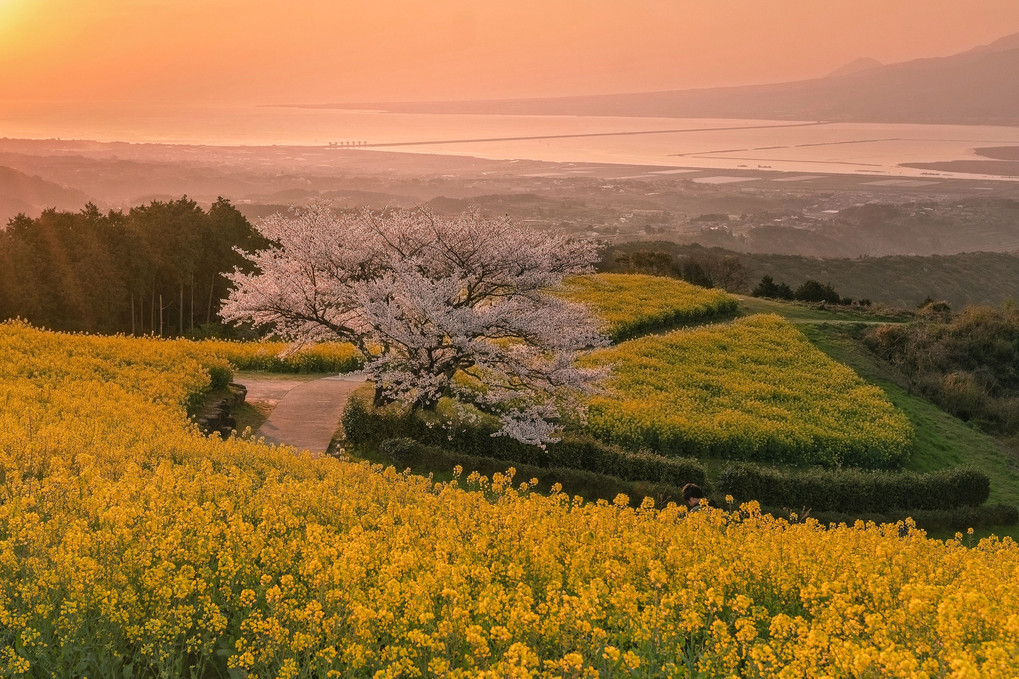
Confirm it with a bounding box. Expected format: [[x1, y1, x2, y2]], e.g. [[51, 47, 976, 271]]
[[222, 204, 607, 444]]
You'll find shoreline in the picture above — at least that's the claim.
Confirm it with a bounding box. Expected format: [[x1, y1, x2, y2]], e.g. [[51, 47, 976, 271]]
[[2, 136, 1019, 204]]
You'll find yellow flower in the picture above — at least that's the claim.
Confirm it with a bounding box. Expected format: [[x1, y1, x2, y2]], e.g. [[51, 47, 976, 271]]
[[1, 321, 1018, 679]]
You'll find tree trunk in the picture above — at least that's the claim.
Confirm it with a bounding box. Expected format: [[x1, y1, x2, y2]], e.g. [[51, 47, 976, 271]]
[[130, 292, 135, 335], [179, 283, 184, 337], [207, 279, 216, 324], [159, 293, 163, 337], [372, 385, 394, 409]]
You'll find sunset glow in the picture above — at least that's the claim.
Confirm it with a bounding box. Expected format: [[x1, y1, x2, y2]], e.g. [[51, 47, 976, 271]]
[[3, 0, 1019, 105]]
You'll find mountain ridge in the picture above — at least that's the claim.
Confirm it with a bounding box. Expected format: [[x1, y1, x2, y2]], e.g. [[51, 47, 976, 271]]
[[827, 57, 884, 78], [325, 32, 1019, 126]]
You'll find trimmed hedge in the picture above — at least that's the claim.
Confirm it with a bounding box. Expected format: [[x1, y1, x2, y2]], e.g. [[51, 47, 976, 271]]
[[554, 437, 708, 488], [765, 504, 1019, 533], [373, 440, 1018, 533], [371, 438, 1018, 531], [377, 438, 704, 508], [343, 385, 707, 488], [718, 462, 990, 513]]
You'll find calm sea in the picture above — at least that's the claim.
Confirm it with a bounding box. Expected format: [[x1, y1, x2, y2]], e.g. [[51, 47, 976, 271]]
[[3, 101, 1019, 179]]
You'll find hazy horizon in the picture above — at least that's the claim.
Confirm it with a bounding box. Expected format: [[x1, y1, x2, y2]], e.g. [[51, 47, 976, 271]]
[[4, 1, 1019, 110]]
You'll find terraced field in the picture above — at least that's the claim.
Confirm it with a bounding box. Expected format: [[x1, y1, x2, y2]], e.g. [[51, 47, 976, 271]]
[[3, 320, 1019, 677], [560, 273, 738, 340], [582, 314, 913, 468]]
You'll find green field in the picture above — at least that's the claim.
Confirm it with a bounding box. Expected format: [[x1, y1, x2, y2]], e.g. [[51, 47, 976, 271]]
[[798, 323, 1019, 508]]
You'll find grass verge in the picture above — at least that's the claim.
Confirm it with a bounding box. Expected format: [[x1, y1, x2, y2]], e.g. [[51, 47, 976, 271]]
[[799, 322, 1019, 540]]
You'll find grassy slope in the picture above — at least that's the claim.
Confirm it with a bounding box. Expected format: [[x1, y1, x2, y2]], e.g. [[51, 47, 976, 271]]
[[739, 299, 1019, 509], [234, 401, 272, 435], [738, 296, 908, 324]]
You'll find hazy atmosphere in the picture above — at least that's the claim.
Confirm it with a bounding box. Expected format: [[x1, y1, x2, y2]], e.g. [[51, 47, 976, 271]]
[[3, 0, 1019, 104], [5, 2, 1019, 677]]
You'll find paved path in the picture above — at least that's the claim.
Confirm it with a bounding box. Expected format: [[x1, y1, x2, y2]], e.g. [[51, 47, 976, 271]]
[[239, 373, 366, 454]]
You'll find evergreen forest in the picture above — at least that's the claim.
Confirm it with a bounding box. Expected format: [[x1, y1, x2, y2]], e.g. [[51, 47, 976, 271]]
[[0, 198, 264, 336]]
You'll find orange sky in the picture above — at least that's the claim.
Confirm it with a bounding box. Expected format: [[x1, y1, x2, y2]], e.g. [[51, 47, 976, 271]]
[[3, 0, 1019, 104]]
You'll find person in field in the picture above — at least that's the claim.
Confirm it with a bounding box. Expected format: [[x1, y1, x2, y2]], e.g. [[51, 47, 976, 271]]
[[682, 483, 708, 512]]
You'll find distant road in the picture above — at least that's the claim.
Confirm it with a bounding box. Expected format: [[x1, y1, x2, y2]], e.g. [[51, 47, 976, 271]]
[[358, 120, 829, 148]]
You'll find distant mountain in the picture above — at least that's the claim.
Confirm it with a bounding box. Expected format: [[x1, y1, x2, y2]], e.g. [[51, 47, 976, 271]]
[[0, 166, 93, 225], [827, 57, 883, 78], [345, 32, 1019, 126], [965, 31, 1019, 54]]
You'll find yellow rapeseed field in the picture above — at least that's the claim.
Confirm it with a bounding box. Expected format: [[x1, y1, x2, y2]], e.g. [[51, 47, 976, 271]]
[[583, 315, 914, 468], [2, 321, 1017, 678], [560, 274, 738, 341], [190, 338, 363, 373]]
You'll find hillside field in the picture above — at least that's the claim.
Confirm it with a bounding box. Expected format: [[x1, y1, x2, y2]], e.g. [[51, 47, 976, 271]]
[[583, 314, 913, 468], [4, 271, 1019, 675], [348, 274, 1016, 534], [559, 273, 738, 340], [5, 321, 1019, 676]]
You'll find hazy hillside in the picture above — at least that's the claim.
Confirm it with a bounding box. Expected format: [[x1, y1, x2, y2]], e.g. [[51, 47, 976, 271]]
[[827, 57, 883, 78], [0, 166, 92, 225], [602, 242, 1019, 310], [357, 33, 1019, 126], [740, 251, 1019, 309]]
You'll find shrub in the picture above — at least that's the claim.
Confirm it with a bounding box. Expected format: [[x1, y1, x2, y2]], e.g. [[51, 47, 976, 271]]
[[794, 279, 842, 304], [553, 435, 707, 487], [377, 438, 706, 507], [341, 384, 422, 443], [345, 385, 708, 487], [865, 302, 1019, 435], [718, 463, 990, 513], [775, 504, 1019, 533], [752, 275, 794, 300]]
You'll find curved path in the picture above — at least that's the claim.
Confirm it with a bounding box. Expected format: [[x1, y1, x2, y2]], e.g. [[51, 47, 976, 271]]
[[239, 373, 366, 454]]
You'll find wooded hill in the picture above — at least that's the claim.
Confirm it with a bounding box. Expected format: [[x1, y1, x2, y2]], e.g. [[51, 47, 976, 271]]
[[600, 242, 1019, 310]]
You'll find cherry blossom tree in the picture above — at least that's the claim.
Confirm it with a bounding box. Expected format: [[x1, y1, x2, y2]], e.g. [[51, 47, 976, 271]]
[[221, 204, 607, 444]]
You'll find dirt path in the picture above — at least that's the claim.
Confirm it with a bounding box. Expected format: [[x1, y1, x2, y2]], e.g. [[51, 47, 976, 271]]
[[237, 373, 366, 454]]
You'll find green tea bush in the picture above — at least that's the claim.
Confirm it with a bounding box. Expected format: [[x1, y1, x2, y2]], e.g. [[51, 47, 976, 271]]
[[775, 504, 1019, 533], [718, 463, 990, 513], [377, 438, 706, 508]]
